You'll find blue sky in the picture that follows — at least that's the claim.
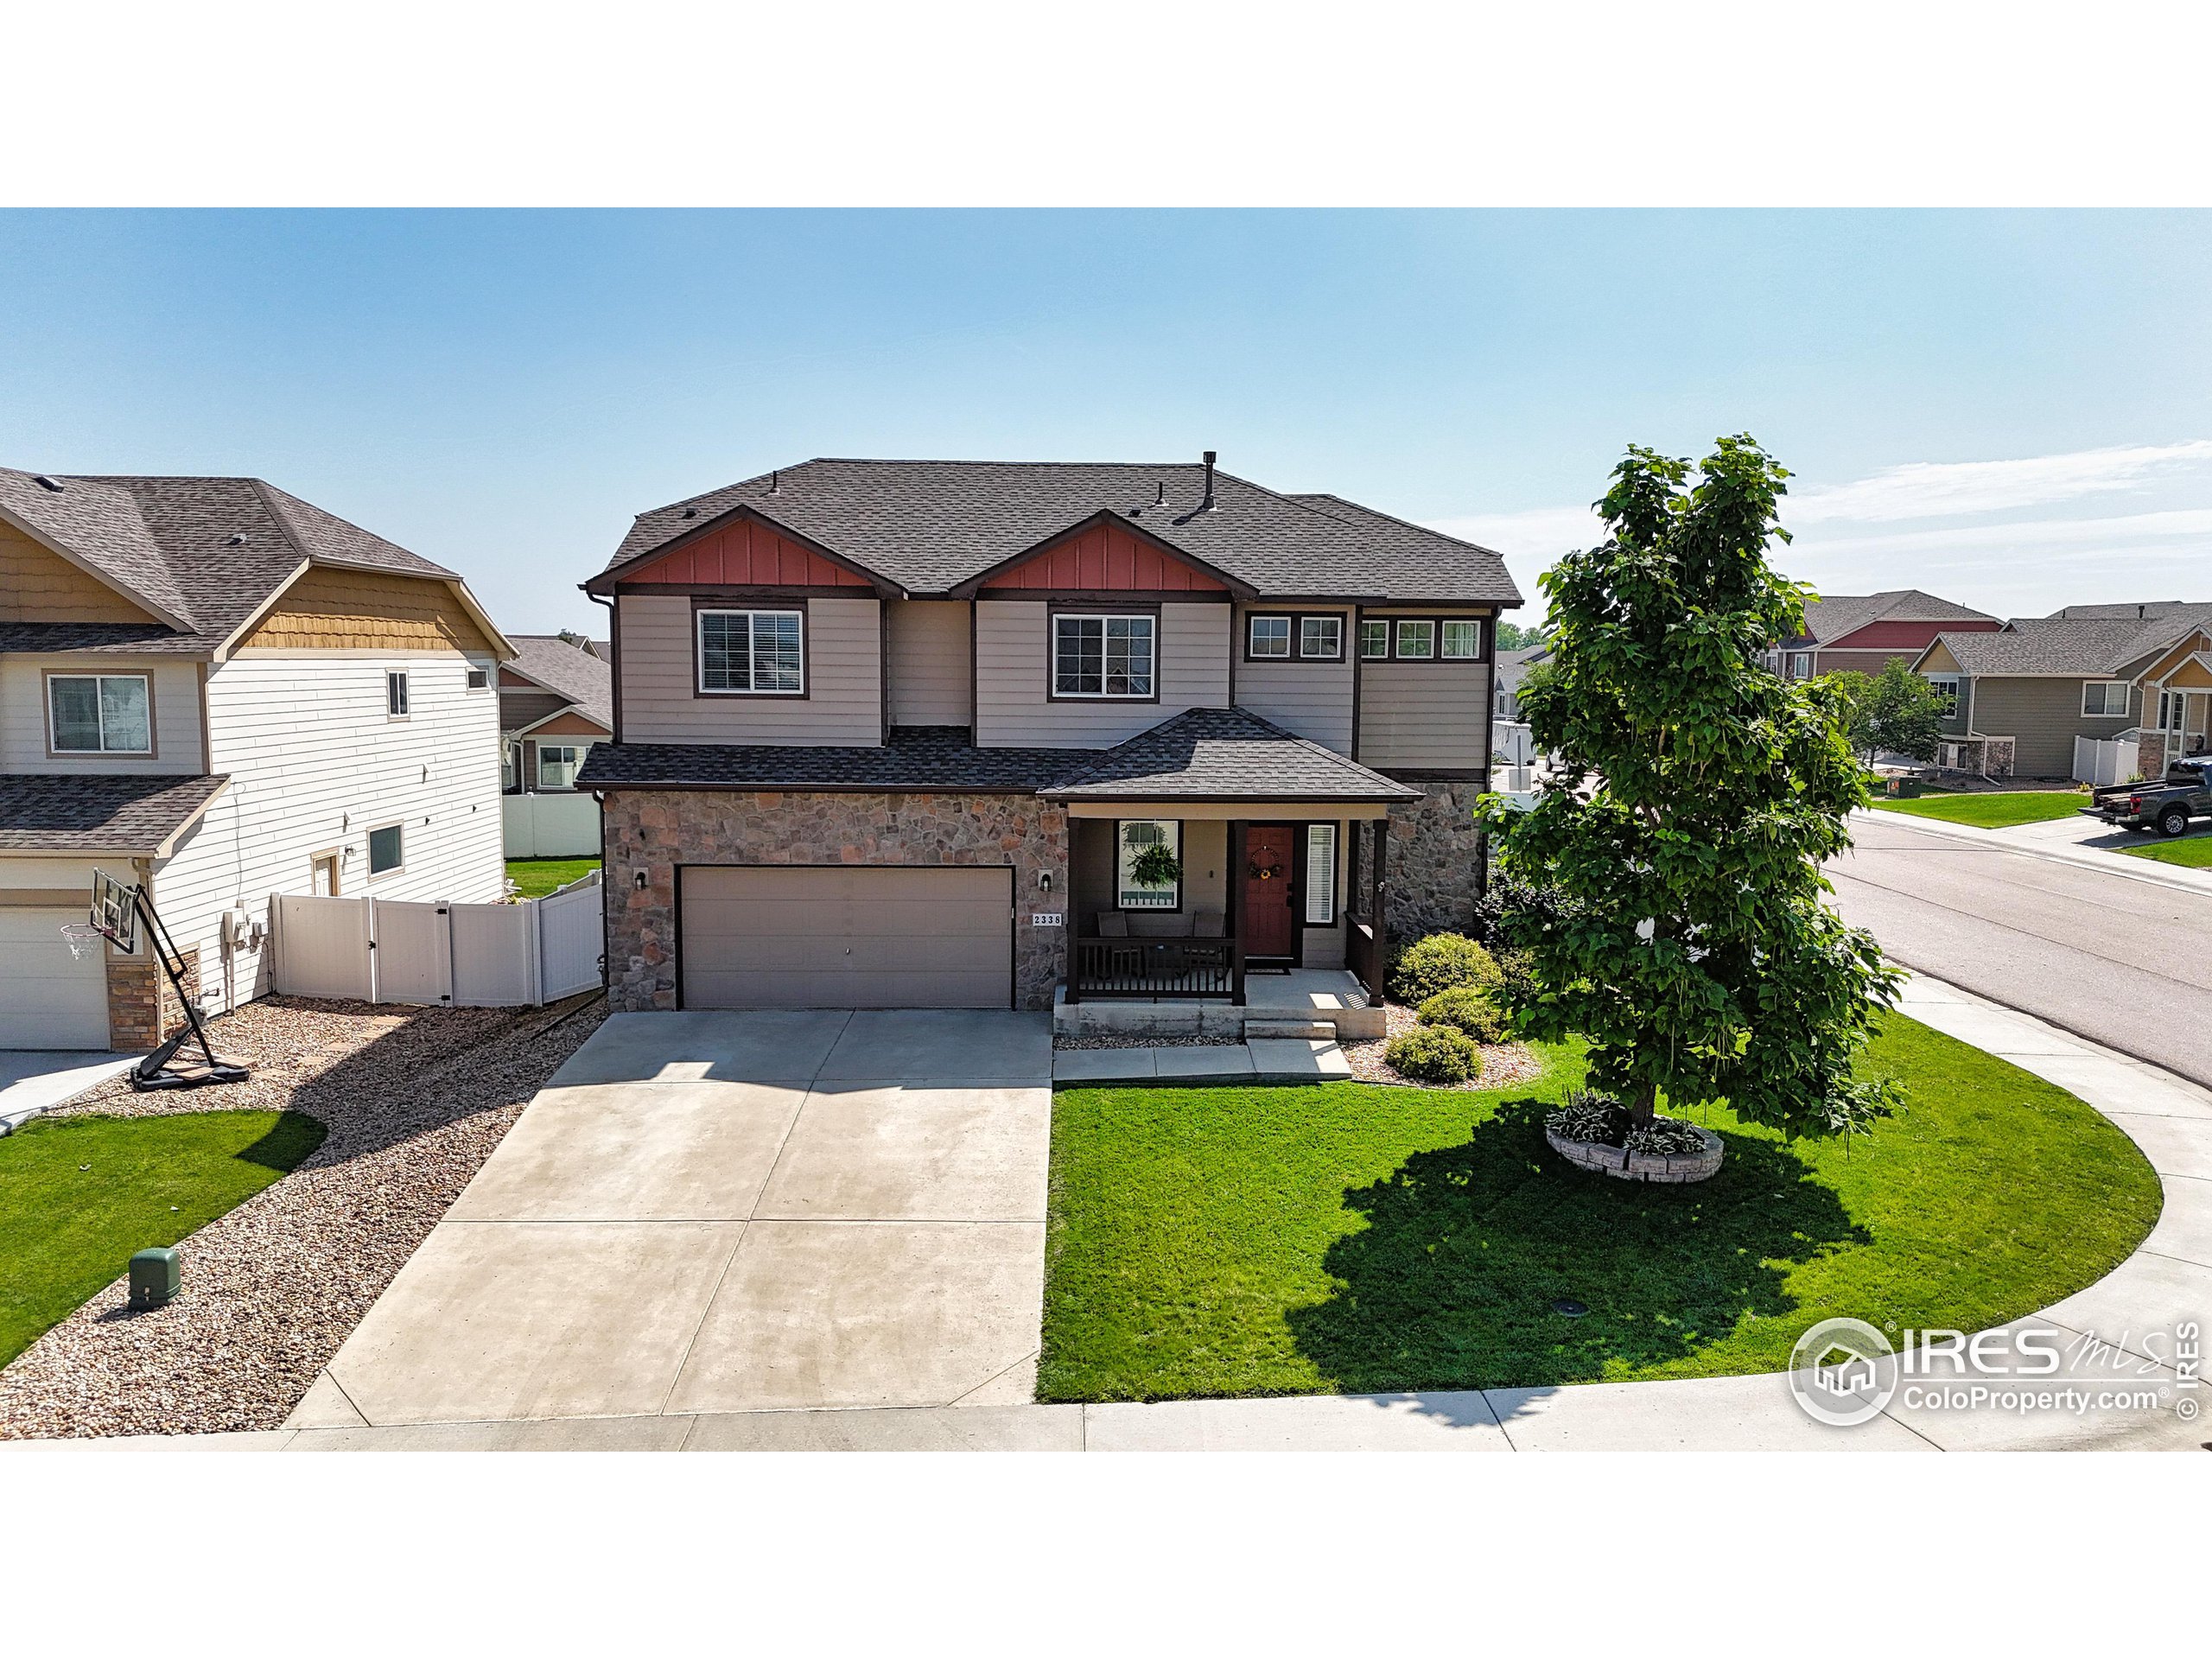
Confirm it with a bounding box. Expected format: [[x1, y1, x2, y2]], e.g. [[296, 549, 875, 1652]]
[[3, 209, 2210, 633]]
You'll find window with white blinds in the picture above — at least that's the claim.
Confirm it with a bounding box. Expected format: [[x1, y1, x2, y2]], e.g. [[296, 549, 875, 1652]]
[[1305, 823, 1337, 925]]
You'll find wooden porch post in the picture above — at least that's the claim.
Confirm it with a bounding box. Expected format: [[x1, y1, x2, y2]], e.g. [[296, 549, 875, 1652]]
[[1065, 817, 1082, 1005], [1228, 819, 1247, 1007]]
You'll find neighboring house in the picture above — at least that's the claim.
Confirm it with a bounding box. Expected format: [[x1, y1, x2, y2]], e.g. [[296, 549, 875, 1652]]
[[577, 455, 1521, 1013], [500, 632, 613, 794], [1913, 601, 2212, 779], [1492, 644, 1550, 720], [0, 467, 512, 1051], [498, 632, 613, 860], [1767, 588, 2001, 680]]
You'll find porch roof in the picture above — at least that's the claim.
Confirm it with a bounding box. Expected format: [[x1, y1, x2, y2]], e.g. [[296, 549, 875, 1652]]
[[0, 772, 229, 855], [1040, 708, 1421, 804]]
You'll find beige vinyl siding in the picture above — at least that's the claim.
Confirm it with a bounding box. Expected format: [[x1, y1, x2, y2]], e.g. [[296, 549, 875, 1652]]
[[974, 600, 1230, 747], [1233, 605, 1354, 753], [1, 653, 203, 773], [1356, 608, 1492, 770], [150, 651, 507, 1016], [886, 599, 971, 726], [1965, 677, 2136, 778], [617, 594, 881, 746]]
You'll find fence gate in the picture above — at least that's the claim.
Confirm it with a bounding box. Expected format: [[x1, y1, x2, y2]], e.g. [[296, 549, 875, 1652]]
[[270, 871, 602, 1007]]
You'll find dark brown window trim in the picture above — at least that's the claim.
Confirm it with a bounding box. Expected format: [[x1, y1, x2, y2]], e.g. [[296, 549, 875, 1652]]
[[1110, 817, 1187, 914], [1046, 604, 1163, 705], [690, 594, 812, 701], [980, 588, 1231, 605], [1372, 615, 1491, 665], [1243, 610, 1347, 664]]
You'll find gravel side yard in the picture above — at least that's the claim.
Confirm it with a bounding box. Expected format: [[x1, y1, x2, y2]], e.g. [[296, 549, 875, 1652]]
[[0, 992, 605, 1440]]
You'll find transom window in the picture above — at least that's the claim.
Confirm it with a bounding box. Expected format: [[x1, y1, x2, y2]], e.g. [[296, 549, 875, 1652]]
[[2082, 681, 2131, 718], [1359, 619, 1390, 659], [1116, 819, 1180, 910], [1053, 613, 1154, 698], [1395, 620, 1435, 659], [48, 674, 152, 754], [537, 745, 583, 790], [1926, 675, 1961, 717], [1248, 615, 1293, 658], [698, 608, 804, 695]]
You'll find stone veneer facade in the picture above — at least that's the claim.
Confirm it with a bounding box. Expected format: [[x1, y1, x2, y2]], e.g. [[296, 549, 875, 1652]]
[[104, 943, 200, 1052], [1380, 778, 1486, 944], [601, 789, 1071, 1012]]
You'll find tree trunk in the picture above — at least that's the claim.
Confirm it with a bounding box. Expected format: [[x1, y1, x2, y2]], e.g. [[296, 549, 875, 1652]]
[[1631, 1082, 1659, 1121]]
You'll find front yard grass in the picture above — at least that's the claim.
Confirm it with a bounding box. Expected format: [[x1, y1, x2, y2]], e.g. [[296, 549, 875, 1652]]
[[505, 856, 601, 898], [1872, 790, 2087, 829], [0, 1110, 325, 1368], [2123, 832, 2212, 868], [1039, 1012, 2159, 1402]]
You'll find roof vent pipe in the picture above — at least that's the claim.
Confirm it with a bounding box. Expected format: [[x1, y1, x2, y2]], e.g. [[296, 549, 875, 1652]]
[[33, 474, 64, 492], [1201, 451, 1217, 512], [1155, 480, 1166, 506], [769, 470, 780, 495]]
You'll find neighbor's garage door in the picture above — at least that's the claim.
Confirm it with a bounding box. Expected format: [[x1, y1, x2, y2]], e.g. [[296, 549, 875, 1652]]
[[0, 908, 110, 1050], [680, 866, 1013, 1009]]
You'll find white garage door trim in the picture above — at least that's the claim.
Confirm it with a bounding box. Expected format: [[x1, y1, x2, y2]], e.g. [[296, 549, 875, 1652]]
[[678, 865, 1015, 1011], [0, 906, 111, 1051]]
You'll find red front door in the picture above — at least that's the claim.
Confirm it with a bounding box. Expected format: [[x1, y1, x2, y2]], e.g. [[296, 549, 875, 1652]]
[[1243, 825, 1298, 961]]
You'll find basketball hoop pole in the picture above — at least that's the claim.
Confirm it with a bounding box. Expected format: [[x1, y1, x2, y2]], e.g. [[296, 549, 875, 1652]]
[[126, 887, 246, 1089]]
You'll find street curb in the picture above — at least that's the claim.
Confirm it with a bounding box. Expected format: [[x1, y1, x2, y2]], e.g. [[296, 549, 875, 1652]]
[[1852, 808, 2212, 899]]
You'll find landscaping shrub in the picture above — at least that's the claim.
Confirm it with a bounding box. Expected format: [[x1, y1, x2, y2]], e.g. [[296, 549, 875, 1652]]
[[1415, 986, 1508, 1044], [1544, 1090, 1705, 1154], [1383, 1026, 1481, 1084], [1388, 933, 1502, 1005], [1624, 1116, 1708, 1156]]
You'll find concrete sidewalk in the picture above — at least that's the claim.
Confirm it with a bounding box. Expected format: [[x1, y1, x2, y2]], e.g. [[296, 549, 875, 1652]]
[[0, 1051, 135, 1134], [1052, 1039, 1352, 1085], [9, 972, 2206, 1452], [1853, 804, 2212, 897]]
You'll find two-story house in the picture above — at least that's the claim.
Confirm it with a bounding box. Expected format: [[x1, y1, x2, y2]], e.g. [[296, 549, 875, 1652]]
[[1767, 588, 2001, 680], [579, 456, 1520, 1014], [0, 467, 512, 1051]]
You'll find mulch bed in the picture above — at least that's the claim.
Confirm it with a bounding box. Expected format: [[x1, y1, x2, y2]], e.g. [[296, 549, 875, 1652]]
[[1341, 1003, 1542, 1091], [0, 992, 605, 1440]]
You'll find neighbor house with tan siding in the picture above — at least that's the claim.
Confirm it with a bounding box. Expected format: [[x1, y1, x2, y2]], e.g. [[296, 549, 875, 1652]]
[[579, 455, 1519, 1016], [0, 467, 512, 1051]]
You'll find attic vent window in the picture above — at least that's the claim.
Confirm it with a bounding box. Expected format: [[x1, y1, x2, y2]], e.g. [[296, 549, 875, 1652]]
[[33, 474, 64, 492]]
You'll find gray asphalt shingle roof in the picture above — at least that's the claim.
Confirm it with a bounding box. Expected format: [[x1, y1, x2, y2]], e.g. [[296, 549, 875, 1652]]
[[0, 772, 229, 854], [505, 634, 614, 731], [1, 467, 460, 652], [598, 459, 1522, 605], [1929, 605, 2212, 677], [577, 708, 1418, 803], [1795, 588, 1997, 645]]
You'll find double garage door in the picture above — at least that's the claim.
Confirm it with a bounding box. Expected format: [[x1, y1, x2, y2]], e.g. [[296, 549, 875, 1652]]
[[679, 866, 1014, 1009], [0, 907, 111, 1050]]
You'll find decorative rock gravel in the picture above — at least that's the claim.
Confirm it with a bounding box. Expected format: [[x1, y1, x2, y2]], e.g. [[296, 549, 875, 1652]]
[[1341, 1003, 1542, 1091], [0, 993, 606, 1440]]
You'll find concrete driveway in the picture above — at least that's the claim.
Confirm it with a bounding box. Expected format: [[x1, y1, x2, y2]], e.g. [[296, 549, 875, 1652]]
[[296, 1009, 1052, 1428]]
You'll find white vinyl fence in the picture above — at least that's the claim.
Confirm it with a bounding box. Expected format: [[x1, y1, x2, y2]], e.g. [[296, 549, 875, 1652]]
[[2073, 733, 2137, 788], [503, 792, 602, 858], [272, 871, 603, 1007]]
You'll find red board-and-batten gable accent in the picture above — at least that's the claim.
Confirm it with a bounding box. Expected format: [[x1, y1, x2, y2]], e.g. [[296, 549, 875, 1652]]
[[979, 519, 1228, 594], [616, 516, 873, 588], [1831, 617, 2003, 650]]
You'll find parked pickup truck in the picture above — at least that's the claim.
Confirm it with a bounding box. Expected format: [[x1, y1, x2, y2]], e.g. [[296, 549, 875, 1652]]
[[2085, 754, 2212, 836]]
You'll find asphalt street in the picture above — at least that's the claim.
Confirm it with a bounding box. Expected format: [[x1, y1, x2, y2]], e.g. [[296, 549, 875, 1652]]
[[1827, 813, 2212, 1089]]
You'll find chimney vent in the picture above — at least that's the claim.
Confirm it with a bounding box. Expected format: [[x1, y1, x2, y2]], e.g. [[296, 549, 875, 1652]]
[[1201, 451, 1217, 512], [1155, 480, 1166, 506]]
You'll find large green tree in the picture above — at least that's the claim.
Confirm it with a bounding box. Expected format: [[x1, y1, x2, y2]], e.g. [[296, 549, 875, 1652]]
[[1480, 435, 1901, 1140], [1831, 658, 1948, 766]]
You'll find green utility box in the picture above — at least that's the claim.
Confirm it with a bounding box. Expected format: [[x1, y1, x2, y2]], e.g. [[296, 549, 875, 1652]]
[[130, 1247, 180, 1310]]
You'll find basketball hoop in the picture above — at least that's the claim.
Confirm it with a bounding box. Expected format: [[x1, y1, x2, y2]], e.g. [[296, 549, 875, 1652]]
[[91, 868, 138, 954], [59, 921, 109, 962]]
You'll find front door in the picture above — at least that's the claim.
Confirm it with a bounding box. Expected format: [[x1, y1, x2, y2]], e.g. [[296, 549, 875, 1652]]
[[1242, 824, 1298, 963]]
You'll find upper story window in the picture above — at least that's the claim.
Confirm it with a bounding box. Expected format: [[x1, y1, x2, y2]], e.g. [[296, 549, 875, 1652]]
[[1248, 613, 1344, 662], [1395, 620, 1435, 659], [1925, 675, 1961, 717], [386, 671, 410, 715], [48, 673, 152, 754], [698, 608, 804, 696], [466, 667, 490, 691], [1053, 613, 1154, 698], [1440, 620, 1480, 659], [1359, 619, 1390, 659], [2082, 680, 2131, 717]]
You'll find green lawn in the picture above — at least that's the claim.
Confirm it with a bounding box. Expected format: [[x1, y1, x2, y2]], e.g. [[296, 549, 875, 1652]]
[[505, 857, 601, 898], [1039, 1012, 2160, 1402], [1872, 790, 2087, 829], [2123, 833, 2212, 868], [0, 1110, 325, 1367]]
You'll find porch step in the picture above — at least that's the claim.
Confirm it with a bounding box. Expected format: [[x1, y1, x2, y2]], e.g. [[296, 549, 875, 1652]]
[[1242, 1019, 1336, 1040]]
